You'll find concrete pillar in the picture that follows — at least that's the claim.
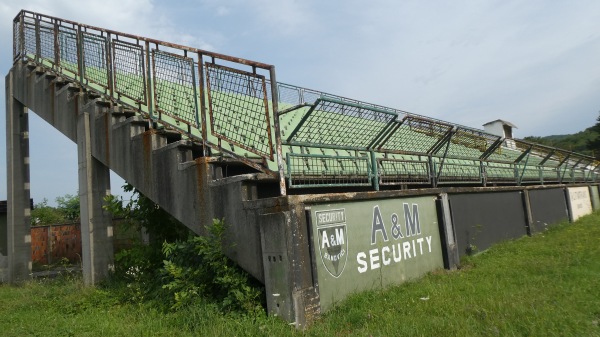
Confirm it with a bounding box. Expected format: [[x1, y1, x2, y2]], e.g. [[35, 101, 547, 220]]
[[437, 193, 459, 270], [5, 70, 32, 282], [77, 110, 113, 285]]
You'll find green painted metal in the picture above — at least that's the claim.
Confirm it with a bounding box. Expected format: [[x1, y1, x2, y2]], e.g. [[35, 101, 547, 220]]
[[13, 10, 600, 191], [309, 195, 444, 312]]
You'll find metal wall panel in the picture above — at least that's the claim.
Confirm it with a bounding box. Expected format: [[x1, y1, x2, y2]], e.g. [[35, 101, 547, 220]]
[[527, 188, 568, 233], [449, 191, 527, 256], [309, 195, 444, 312]]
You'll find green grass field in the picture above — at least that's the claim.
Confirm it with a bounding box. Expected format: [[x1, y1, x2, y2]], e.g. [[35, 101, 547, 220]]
[[1, 212, 599, 336]]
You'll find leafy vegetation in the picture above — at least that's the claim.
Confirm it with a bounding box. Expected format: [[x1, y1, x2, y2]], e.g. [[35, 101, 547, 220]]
[[103, 184, 264, 314], [30, 194, 80, 226], [1, 212, 599, 336], [523, 112, 600, 157]]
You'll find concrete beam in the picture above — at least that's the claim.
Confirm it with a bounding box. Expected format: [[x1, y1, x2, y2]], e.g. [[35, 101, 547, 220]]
[[5, 70, 32, 283], [78, 109, 113, 285]]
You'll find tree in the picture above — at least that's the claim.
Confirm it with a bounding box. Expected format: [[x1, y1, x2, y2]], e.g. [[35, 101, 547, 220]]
[[31, 198, 64, 226], [56, 193, 80, 222], [103, 184, 190, 243], [587, 113, 600, 158], [30, 193, 80, 226]]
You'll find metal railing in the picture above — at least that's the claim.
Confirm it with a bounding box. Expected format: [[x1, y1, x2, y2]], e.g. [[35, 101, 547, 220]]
[[276, 81, 600, 188], [13, 10, 600, 192], [13, 9, 287, 195]]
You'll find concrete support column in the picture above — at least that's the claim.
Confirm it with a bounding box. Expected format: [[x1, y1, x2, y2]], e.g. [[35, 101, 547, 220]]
[[77, 110, 113, 285], [437, 193, 459, 270], [5, 71, 32, 282]]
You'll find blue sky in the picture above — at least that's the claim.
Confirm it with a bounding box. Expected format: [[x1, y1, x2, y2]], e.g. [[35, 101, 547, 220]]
[[1, 0, 600, 204]]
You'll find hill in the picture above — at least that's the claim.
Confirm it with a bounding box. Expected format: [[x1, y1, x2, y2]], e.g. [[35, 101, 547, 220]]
[[523, 127, 598, 157]]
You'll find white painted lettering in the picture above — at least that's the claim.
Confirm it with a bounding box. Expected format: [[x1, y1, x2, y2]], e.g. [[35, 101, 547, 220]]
[[417, 237, 424, 255], [371, 206, 389, 245], [403, 241, 411, 259], [426, 236, 432, 253], [392, 243, 402, 262], [369, 248, 380, 270], [357, 252, 368, 273], [382, 246, 391, 266], [321, 230, 330, 249], [335, 227, 345, 246]]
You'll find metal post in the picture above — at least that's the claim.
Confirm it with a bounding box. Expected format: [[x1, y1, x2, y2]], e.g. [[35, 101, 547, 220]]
[[270, 66, 287, 196], [145, 41, 154, 125], [371, 150, 379, 191], [77, 26, 84, 86], [197, 52, 209, 156]]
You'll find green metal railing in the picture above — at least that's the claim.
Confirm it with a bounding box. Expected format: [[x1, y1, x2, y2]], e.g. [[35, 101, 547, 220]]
[[13, 10, 600, 193]]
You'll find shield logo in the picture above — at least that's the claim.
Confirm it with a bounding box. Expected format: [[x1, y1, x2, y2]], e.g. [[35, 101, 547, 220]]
[[317, 223, 348, 278]]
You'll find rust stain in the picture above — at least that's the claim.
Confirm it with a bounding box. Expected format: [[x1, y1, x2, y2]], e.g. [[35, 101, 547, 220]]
[[142, 130, 155, 192], [195, 157, 209, 236], [104, 111, 110, 164]]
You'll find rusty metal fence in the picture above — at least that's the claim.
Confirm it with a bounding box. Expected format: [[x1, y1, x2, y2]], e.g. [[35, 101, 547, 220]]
[[13, 10, 600, 193], [13, 10, 286, 194]]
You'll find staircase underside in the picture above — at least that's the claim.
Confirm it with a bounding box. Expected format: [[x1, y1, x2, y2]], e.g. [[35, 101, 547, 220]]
[[9, 61, 283, 283]]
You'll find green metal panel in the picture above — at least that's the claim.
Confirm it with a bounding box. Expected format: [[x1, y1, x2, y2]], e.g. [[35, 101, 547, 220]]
[[309, 195, 444, 312]]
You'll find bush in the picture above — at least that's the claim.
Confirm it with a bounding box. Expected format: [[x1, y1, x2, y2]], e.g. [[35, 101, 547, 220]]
[[161, 219, 264, 314], [104, 185, 264, 315]]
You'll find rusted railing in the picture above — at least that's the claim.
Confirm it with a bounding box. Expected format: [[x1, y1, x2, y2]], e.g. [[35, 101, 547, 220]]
[[13, 9, 287, 195]]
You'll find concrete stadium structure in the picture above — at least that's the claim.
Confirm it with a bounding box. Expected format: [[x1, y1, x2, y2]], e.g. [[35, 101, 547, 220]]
[[4, 11, 600, 326]]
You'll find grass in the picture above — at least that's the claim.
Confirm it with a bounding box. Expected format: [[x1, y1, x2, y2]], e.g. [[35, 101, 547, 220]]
[[1, 212, 600, 336]]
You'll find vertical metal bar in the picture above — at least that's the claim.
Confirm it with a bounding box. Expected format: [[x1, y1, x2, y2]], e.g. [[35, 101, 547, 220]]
[[429, 155, 436, 187], [53, 21, 59, 70], [286, 153, 291, 187], [197, 52, 208, 156], [145, 41, 155, 124], [34, 15, 41, 62], [19, 14, 25, 61], [480, 160, 486, 186], [13, 16, 18, 60], [370, 151, 379, 191], [106, 32, 113, 98], [189, 57, 200, 136], [270, 66, 287, 196], [77, 25, 84, 86]]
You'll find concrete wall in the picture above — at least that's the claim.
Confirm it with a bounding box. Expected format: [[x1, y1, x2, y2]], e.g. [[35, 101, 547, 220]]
[[31, 224, 82, 265]]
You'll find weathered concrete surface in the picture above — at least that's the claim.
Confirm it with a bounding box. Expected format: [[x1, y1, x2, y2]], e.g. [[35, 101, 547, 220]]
[[78, 109, 114, 285], [6, 69, 32, 282], [0, 254, 7, 282]]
